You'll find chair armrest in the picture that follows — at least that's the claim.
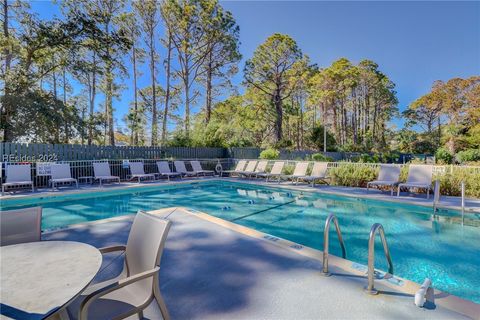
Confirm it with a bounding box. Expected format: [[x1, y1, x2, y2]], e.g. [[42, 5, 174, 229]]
[[79, 266, 160, 320], [99, 245, 126, 254]]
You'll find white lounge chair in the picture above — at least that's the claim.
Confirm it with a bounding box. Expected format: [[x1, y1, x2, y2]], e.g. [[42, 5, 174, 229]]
[[190, 160, 215, 176], [49, 163, 78, 190], [1, 207, 42, 246], [397, 164, 434, 199], [251, 160, 268, 178], [222, 160, 247, 177], [283, 162, 309, 184], [129, 162, 155, 183], [239, 161, 258, 178], [258, 161, 285, 183], [93, 162, 120, 186], [70, 211, 171, 320], [298, 162, 329, 187], [2, 164, 34, 195], [367, 165, 400, 196], [156, 161, 182, 181], [174, 161, 198, 177]]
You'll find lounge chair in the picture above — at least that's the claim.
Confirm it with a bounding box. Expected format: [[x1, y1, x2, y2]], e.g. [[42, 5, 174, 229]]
[[1, 207, 42, 246], [156, 161, 182, 181], [190, 160, 215, 176], [129, 162, 155, 183], [298, 162, 329, 187], [222, 160, 247, 177], [258, 161, 285, 182], [70, 211, 172, 320], [174, 161, 198, 177], [2, 164, 34, 195], [93, 162, 120, 186], [251, 160, 268, 178], [397, 164, 434, 199], [49, 163, 78, 190], [239, 161, 258, 178], [282, 162, 309, 184], [367, 165, 400, 196]]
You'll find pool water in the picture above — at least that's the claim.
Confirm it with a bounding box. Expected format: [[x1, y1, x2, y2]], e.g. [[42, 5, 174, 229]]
[[1, 180, 479, 304]]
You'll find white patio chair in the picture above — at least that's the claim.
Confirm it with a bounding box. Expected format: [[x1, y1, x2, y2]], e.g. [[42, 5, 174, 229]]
[[222, 160, 247, 177], [367, 165, 400, 196], [93, 162, 120, 186], [50, 163, 78, 190], [174, 161, 198, 177], [2, 164, 34, 195], [282, 162, 309, 184], [190, 160, 215, 176], [298, 162, 329, 187], [397, 164, 434, 199], [156, 161, 182, 181], [251, 160, 268, 178], [257, 161, 285, 183], [238, 160, 258, 178], [0, 207, 42, 246], [129, 162, 155, 183], [70, 211, 171, 320]]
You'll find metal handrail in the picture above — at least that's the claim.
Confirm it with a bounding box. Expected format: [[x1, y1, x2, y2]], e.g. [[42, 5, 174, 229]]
[[364, 223, 394, 295], [461, 181, 465, 225], [321, 214, 347, 276]]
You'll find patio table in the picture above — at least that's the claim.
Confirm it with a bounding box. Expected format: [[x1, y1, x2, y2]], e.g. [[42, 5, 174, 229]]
[[0, 241, 102, 320]]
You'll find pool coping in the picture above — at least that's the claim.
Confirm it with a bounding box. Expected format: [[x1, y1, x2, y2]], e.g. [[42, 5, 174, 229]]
[[1, 177, 479, 214], [43, 206, 480, 319]]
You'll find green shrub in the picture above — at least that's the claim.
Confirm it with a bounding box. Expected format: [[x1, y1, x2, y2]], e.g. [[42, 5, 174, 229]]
[[434, 168, 480, 198], [329, 164, 378, 188], [259, 148, 280, 160], [283, 164, 295, 175], [311, 153, 334, 162], [456, 149, 480, 163], [435, 148, 453, 164]]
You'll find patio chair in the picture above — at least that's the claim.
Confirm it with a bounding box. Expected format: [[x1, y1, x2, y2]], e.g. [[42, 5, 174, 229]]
[[156, 161, 182, 181], [257, 161, 285, 183], [93, 162, 120, 186], [0, 207, 42, 246], [397, 165, 434, 199], [298, 162, 329, 187], [174, 161, 198, 177], [251, 160, 268, 178], [238, 160, 258, 178], [129, 162, 155, 183], [49, 163, 78, 190], [2, 164, 34, 195], [282, 162, 309, 184], [222, 160, 247, 177], [71, 211, 172, 320], [190, 160, 215, 176], [367, 165, 401, 196]]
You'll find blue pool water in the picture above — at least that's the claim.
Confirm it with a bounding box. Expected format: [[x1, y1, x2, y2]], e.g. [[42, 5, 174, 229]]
[[1, 180, 479, 304]]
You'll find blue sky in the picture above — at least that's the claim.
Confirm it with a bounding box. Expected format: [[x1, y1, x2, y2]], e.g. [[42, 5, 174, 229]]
[[32, 1, 480, 131]]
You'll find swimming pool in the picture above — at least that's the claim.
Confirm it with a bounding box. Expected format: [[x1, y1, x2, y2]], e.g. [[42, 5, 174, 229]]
[[1, 180, 479, 304]]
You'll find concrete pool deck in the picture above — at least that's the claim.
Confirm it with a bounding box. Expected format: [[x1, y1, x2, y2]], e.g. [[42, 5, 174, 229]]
[[43, 207, 478, 320]]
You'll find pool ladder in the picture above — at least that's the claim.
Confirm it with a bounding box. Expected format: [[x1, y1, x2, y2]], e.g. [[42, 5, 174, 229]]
[[321, 214, 347, 276], [364, 223, 394, 295]]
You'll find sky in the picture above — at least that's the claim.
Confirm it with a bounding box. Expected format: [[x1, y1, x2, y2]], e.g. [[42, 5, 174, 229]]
[[32, 0, 480, 131]]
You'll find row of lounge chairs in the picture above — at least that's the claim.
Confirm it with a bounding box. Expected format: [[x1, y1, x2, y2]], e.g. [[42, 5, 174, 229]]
[[225, 160, 329, 186], [1, 160, 214, 194]]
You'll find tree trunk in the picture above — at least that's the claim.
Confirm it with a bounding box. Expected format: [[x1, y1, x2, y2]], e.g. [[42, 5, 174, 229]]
[[131, 45, 139, 145], [273, 86, 283, 143], [162, 33, 172, 144], [63, 66, 69, 143], [150, 31, 158, 146], [2, 0, 13, 142], [88, 52, 96, 146], [205, 51, 213, 123], [184, 74, 190, 138]]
